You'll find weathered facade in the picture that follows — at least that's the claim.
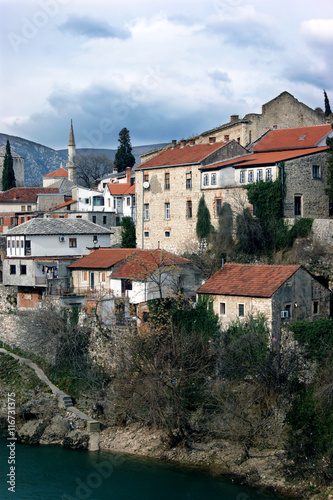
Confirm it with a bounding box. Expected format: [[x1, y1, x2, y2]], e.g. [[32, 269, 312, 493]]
[[0, 145, 25, 187], [196, 263, 331, 339]]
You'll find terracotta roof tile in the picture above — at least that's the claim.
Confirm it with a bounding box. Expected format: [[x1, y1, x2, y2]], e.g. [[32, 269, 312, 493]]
[[196, 263, 301, 298], [111, 249, 191, 280], [0, 187, 60, 202], [107, 183, 135, 195], [43, 167, 68, 178], [67, 248, 138, 269], [135, 142, 229, 170], [252, 125, 332, 151], [201, 147, 328, 171]]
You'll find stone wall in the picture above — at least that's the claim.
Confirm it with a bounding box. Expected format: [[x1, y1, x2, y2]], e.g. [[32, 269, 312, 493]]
[[283, 151, 330, 219], [312, 219, 333, 246]]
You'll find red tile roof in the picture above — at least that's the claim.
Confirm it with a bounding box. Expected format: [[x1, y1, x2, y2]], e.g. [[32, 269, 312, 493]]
[[111, 250, 191, 280], [135, 142, 230, 169], [0, 187, 60, 202], [50, 199, 76, 210], [196, 263, 301, 298], [43, 167, 68, 178], [200, 147, 328, 171], [107, 183, 135, 195], [67, 248, 138, 269], [252, 125, 332, 152]]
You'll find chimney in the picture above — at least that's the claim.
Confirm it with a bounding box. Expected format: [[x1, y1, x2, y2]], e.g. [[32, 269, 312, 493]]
[[209, 137, 216, 144], [13, 191, 16, 200], [126, 167, 131, 184], [230, 115, 239, 122], [189, 139, 195, 146], [180, 139, 186, 148], [113, 167, 118, 174], [171, 139, 177, 149]]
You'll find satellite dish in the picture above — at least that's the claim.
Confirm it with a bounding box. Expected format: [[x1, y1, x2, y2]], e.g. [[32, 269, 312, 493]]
[[143, 181, 150, 189]]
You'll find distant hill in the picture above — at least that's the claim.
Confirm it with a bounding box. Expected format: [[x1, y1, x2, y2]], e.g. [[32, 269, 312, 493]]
[[0, 133, 167, 187]]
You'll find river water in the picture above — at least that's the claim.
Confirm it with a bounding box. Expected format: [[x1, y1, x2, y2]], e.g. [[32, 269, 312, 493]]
[[0, 436, 288, 500]]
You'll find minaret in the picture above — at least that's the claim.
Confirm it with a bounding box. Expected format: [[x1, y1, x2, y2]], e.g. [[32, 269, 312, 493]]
[[66, 119, 77, 184]]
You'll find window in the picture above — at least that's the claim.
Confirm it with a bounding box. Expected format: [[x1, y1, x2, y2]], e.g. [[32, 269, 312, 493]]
[[144, 203, 149, 221], [186, 200, 192, 218], [165, 172, 170, 190], [165, 230, 171, 237], [240, 171, 246, 183], [248, 170, 254, 183], [0, 217, 3, 225], [220, 302, 226, 315], [82, 271, 88, 282], [224, 135, 229, 141], [144, 173, 149, 184], [103, 216, 107, 224], [127, 197, 131, 206], [100, 272, 106, 283], [211, 173, 217, 185], [69, 238, 77, 248], [7, 240, 11, 248], [312, 165, 320, 179], [238, 304, 245, 317], [144, 230, 149, 238], [85, 198, 90, 204], [16, 240, 20, 248], [20, 265, 27, 275], [265, 168, 272, 181], [21, 206, 26, 211], [186, 172, 192, 189], [215, 198, 222, 217], [27, 205, 32, 211], [10, 265, 16, 275], [203, 174, 209, 186], [257, 169, 263, 182], [93, 197, 104, 206], [313, 301, 319, 315], [294, 195, 302, 217], [92, 216, 96, 223], [165, 202, 170, 220]]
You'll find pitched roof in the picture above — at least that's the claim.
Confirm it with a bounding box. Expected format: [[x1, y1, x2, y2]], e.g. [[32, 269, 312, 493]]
[[252, 124, 332, 152], [135, 142, 229, 170], [196, 263, 301, 298], [111, 249, 191, 280], [107, 183, 135, 195], [49, 199, 76, 210], [6, 218, 111, 235], [200, 147, 328, 171], [0, 187, 59, 202], [67, 248, 138, 269], [43, 167, 68, 178]]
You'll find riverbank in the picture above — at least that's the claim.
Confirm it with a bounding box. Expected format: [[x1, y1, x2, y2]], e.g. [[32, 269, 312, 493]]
[[1, 349, 332, 500]]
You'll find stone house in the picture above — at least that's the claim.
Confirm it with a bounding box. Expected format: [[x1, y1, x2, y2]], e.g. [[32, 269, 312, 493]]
[[196, 263, 331, 339], [135, 139, 247, 254], [68, 248, 204, 324], [3, 218, 112, 309]]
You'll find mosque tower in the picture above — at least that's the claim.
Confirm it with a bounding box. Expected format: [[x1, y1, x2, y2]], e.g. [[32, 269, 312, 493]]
[[66, 120, 77, 184]]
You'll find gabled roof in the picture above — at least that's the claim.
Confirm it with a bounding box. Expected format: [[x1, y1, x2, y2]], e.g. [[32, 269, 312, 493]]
[[196, 263, 301, 298], [200, 147, 328, 171], [67, 248, 138, 269], [111, 249, 191, 280], [107, 183, 135, 195], [0, 187, 59, 202], [135, 142, 230, 170], [6, 218, 111, 235], [43, 167, 68, 178], [252, 124, 332, 152]]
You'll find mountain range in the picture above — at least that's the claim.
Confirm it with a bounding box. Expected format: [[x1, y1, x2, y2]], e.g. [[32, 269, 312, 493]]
[[0, 133, 167, 187]]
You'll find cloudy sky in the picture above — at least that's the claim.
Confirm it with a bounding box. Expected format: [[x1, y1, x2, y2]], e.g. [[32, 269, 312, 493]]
[[0, 0, 332, 150]]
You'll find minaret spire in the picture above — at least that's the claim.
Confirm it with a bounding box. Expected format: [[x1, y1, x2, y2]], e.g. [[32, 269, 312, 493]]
[[66, 119, 77, 184]]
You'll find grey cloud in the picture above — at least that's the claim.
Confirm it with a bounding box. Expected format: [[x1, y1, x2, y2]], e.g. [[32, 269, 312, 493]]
[[208, 70, 231, 83], [58, 14, 131, 40]]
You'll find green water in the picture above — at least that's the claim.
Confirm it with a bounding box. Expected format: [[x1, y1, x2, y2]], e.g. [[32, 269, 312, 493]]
[[0, 436, 288, 500]]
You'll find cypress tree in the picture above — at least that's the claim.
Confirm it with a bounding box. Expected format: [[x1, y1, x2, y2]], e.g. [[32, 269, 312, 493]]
[[121, 216, 136, 248], [114, 128, 136, 173], [324, 90, 332, 117], [196, 196, 212, 250], [2, 140, 16, 191]]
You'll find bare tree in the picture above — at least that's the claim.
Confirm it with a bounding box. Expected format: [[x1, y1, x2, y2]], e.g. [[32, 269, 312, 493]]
[[76, 154, 114, 188]]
